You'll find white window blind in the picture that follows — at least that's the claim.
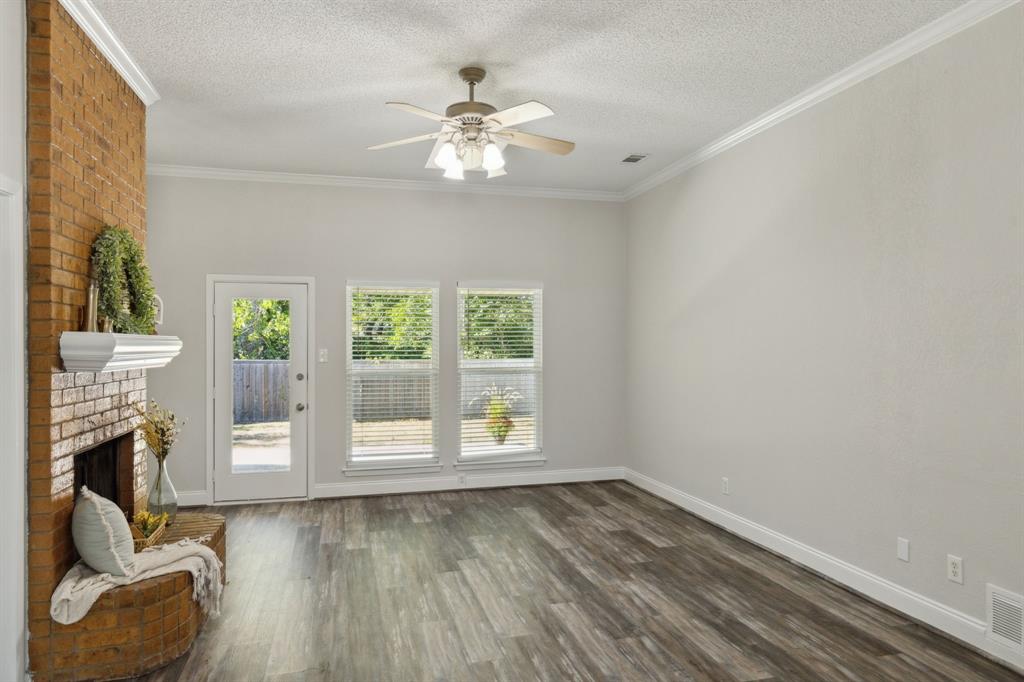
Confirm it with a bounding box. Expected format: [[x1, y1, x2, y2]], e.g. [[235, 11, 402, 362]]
[[346, 283, 439, 464], [457, 284, 542, 459]]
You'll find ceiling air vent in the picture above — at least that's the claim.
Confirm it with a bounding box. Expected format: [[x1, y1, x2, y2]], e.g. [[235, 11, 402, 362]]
[[621, 153, 648, 164], [987, 584, 1024, 651]]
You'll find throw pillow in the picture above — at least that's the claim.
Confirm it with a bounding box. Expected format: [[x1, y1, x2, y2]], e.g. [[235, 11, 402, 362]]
[[71, 486, 136, 576]]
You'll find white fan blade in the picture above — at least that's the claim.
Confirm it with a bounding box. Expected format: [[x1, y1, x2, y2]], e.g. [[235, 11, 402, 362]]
[[425, 135, 447, 169], [368, 131, 442, 151], [495, 129, 574, 155], [386, 102, 452, 123], [483, 100, 553, 128]]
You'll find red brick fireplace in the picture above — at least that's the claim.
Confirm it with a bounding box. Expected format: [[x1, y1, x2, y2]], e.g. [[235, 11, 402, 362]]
[[26, 0, 150, 677], [23, 3, 225, 679]]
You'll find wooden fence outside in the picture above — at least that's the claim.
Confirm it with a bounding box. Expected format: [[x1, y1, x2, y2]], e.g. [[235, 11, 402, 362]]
[[233, 360, 290, 424], [234, 360, 539, 424]]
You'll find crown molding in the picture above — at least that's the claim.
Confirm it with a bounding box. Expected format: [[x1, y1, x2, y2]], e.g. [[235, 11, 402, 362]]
[[147, 164, 627, 202], [57, 0, 160, 106], [147, 0, 1016, 203], [623, 0, 1020, 201]]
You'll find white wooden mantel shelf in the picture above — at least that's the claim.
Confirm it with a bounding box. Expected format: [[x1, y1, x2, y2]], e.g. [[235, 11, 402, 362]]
[[59, 332, 183, 372]]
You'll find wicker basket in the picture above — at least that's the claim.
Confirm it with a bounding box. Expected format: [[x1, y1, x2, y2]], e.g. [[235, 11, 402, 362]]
[[131, 517, 167, 551]]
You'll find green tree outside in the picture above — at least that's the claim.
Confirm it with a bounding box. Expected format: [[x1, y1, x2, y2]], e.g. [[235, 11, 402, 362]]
[[461, 293, 534, 360], [233, 298, 290, 360], [351, 291, 433, 360], [232, 291, 536, 362], [349, 290, 535, 361]]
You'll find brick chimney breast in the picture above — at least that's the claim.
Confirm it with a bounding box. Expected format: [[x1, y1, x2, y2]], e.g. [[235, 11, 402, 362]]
[[26, 1, 148, 677]]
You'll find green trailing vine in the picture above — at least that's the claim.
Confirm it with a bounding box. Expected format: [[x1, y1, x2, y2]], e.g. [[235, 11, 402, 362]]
[[91, 226, 157, 334]]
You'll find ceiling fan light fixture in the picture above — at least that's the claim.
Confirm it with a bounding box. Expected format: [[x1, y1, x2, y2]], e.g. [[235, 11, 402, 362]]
[[482, 143, 505, 171], [370, 66, 574, 181], [461, 144, 483, 170], [435, 141, 457, 169], [442, 158, 464, 180]]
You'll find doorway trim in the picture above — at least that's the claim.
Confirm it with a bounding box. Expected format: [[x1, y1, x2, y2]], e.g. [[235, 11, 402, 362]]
[[204, 274, 316, 504], [0, 173, 26, 682]]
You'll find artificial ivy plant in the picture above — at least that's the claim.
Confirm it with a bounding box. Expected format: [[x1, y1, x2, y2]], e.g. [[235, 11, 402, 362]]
[[91, 226, 157, 334]]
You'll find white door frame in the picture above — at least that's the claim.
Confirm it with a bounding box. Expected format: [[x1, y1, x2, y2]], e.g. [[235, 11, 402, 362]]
[[205, 274, 316, 504], [0, 174, 26, 680]]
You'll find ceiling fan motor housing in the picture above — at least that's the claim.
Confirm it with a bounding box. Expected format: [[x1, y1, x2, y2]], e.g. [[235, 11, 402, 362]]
[[445, 101, 497, 119]]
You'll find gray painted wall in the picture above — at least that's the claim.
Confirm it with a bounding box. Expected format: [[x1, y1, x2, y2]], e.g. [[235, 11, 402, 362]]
[[146, 179, 626, 492], [624, 4, 1023, 621]]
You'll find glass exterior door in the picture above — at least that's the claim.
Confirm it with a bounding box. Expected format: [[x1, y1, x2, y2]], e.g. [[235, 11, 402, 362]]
[[213, 281, 308, 501]]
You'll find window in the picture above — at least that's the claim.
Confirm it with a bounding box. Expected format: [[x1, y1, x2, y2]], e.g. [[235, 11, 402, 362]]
[[346, 283, 439, 466], [457, 283, 542, 461]]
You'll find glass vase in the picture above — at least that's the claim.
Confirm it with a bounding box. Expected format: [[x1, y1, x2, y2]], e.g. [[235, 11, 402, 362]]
[[148, 458, 178, 524]]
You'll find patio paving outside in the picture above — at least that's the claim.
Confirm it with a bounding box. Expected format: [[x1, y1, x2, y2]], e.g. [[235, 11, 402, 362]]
[[232, 421, 291, 472], [350, 416, 537, 458], [233, 417, 538, 470]]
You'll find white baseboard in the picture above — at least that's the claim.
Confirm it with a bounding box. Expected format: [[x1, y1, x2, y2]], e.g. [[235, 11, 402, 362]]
[[314, 475, 461, 498], [176, 489, 213, 507], [622, 468, 1024, 673], [312, 466, 624, 499], [184, 467, 622, 504], [466, 466, 623, 489]]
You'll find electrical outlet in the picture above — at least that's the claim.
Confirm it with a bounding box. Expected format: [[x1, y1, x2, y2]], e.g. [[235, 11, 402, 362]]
[[318, 348, 329, 363], [721, 477, 729, 495], [947, 554, 964, 584], [457, 474, 467, 487], [897, 537, 910, 562]]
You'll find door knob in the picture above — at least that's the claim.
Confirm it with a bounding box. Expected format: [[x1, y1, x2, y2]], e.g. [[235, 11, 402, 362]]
[[295, 403, 306, 412], [296, 372, 304, 381]]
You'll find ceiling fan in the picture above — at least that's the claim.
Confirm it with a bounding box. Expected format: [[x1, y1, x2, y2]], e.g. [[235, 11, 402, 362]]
[[368, 66, 575, 180]]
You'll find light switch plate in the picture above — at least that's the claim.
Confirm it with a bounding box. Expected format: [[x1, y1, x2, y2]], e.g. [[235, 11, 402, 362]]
[[897, 537, 910, 562]]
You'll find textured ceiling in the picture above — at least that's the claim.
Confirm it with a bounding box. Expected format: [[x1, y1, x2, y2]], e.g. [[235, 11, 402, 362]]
[[93, 0, 964, 193]]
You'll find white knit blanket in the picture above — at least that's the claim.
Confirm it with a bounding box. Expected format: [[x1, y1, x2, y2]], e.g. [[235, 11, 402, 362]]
[[50, 537, 223, 625]]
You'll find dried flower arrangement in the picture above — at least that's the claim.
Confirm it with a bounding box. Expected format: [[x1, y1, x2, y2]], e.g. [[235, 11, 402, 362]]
[[134, 400, 184, 463], [135, 400, 186, 524]]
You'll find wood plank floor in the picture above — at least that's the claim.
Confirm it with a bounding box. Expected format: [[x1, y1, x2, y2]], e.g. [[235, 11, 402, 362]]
[[137, 482, 1021, 681]]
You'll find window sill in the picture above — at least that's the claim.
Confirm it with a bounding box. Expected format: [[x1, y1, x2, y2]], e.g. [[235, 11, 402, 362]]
[[454, 451, 546, 470], [343, 462, 443, 477]]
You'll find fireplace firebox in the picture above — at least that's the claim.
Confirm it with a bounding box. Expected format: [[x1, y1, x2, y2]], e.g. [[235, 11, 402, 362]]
[[72, 431, 136, 512]]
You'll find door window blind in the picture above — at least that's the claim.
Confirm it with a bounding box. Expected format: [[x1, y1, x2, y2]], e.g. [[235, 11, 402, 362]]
[[457, 285, 542, 458], [346, 283, 439, 463]]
